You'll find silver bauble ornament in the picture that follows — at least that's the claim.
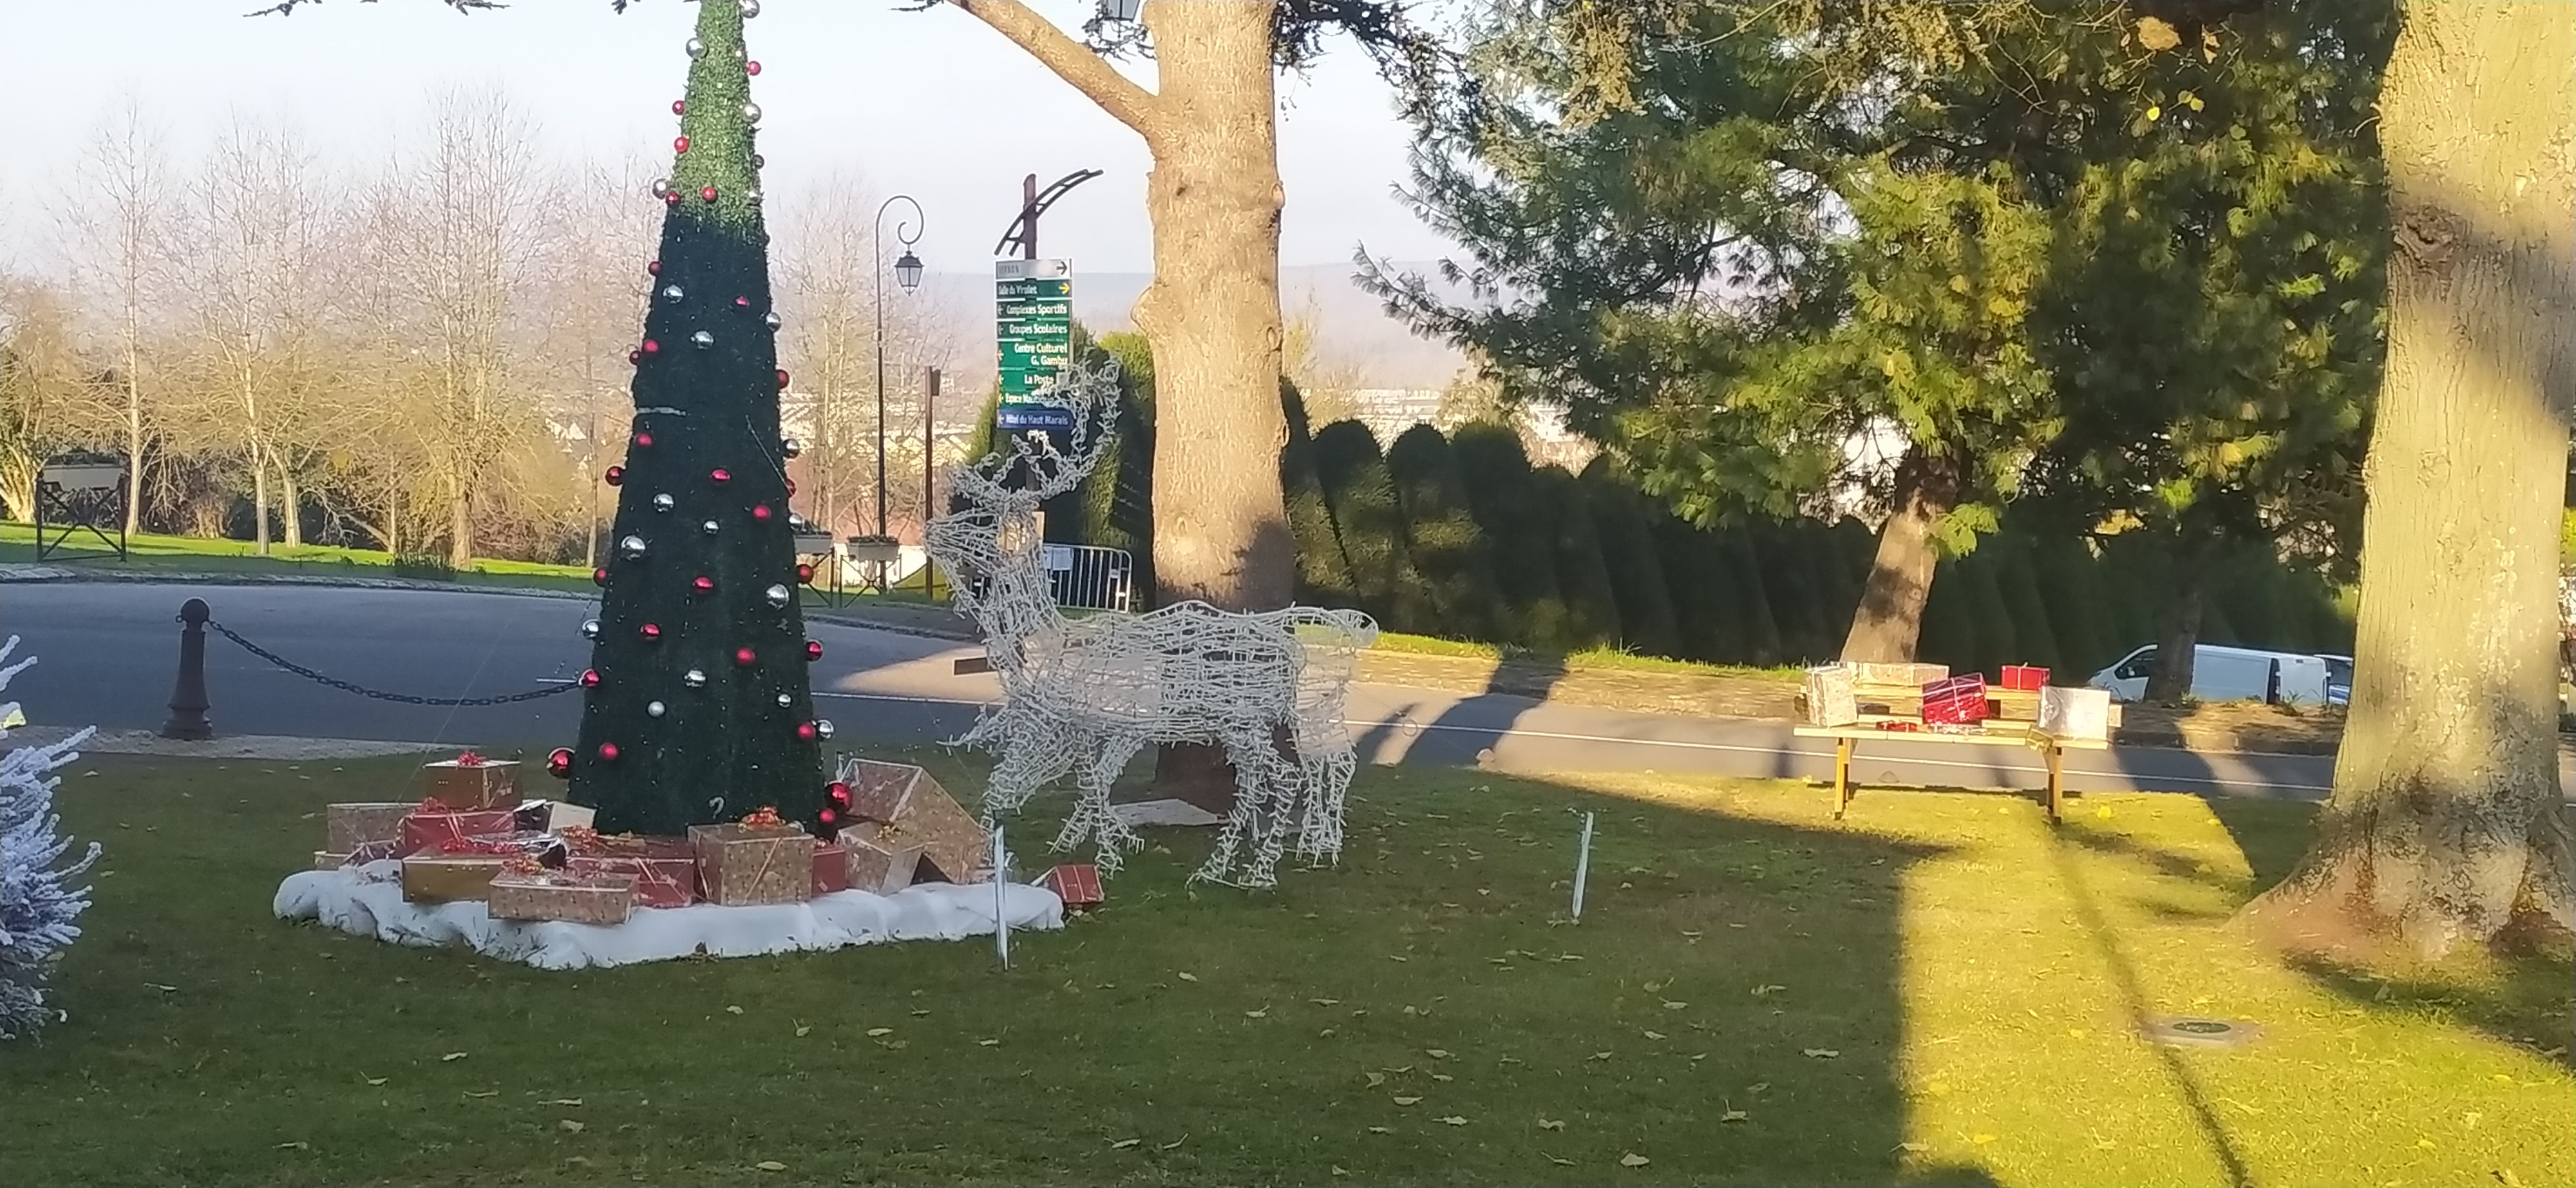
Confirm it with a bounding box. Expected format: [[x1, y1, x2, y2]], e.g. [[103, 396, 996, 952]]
[[701, 519, 721, 535], [741, 101, 762, 124], [617, 534, 648, 560], [764, 583, 791, 608], [685, 35, 706, 57], [681, 668, 707, 689], [646, 700, 667, 718], [786, 513, 808, 532], [775, 692, 794, 709], [813, 719, 835, 740], [744, 186, 762, 204], [779, 437, 803, 459], [580, 618, 601, 640], [652, 492, 675, 513], [650, 177, 672, 198], [739, 0, 761, 16], [752, 153, 766, 169], [690, 330, 714, 349], [660, 283, 685, 303], [763, 311, 782, 331]]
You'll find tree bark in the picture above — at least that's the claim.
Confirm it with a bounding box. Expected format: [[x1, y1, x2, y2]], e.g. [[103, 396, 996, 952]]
[[1840, 447, 1960, 664], [250, 443, 271, 556], [278, 461, 303, 549], [448, 477, 473, 569], [2142, 531, 2213, 704], [2246, 2, 2576, 957]]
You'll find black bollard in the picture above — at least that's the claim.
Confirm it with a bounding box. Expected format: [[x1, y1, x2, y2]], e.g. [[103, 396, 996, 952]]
[[160, 597, 214, 741]]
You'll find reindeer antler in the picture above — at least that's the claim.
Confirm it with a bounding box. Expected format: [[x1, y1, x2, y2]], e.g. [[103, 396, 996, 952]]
[[948, 359, 1124, 510]]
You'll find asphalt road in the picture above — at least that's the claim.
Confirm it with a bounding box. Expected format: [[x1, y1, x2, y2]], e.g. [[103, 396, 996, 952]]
[[2, 581, 2361, 800]]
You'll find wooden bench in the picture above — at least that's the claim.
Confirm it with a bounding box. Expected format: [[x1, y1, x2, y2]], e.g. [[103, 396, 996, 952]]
[[1792, 723, 2108, 823]]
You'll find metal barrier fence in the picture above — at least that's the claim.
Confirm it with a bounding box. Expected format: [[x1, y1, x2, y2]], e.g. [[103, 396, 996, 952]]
[[1042, 544, 1135, 611]]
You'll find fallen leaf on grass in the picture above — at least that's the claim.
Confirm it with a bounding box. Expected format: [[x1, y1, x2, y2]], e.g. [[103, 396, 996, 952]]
[[364, 1077, 388, 1087], [1720, 1108, 1749, 1123], [2498, 1170, 2525, 1187], [911, 1008, 931, 1017], [440, 1052, 468, 1062], [1642, 1030, 1666, 1040], [793, 1025, 812, 1038], [1431, 1073, 1454, 1082], [1589, 1051, 1615, 1061], [1387, 955, 1409, 963], [1549, 1156, 1575, 1167], [1803, 1048, 1841, 1059], [755, 1161, 787, 1171], [978, 1039, 1000, 1047], [1245, 1008, 1269, 1019], [1972, 1134, 1997, 1145], [146, 983, 178, 993], [1538, 1119, 1566, 1131], [275, 1142, 309, 1151], [1896, 1142, 1929, 1154], [1331, 1165, 1349, 1176], [1392, 1096, 1422, 1106], [1620, 1153, 1651, 1168], [1662, 1001, 1688, 1010], [1426, 1049, 1450, 1059], [724, 1005, 744, 1015], [1751, 984, 1786, 997], [543, 1098, 583, 1106], [1310, 997, 1340, 1006], [866, 1028, 894, 1037], [557, 1120, 585, 1133], [1367, 1127, 1393, 1135], [464, 1090, 499, 1098], [1159, 1137, 1186, 1151], [1111, 1138, 1142, 1150], [1438, 1116, 1468, 1126], [1177, 972, 1198, 982]]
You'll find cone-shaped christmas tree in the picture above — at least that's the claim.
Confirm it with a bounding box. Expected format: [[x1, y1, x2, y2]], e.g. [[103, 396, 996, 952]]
[[553, 0, 836, 838]]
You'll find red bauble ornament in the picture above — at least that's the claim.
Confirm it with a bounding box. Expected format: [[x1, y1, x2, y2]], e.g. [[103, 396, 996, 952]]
[[784, 478, 797, 496], [592, 566, 609, 586], [746, 59, 762, 75], [795, 562, 815, 584], [647, 259, 662, 275], [598, 742, 621, 762], [633, 431, 654, 450], [828, 781, 852, 806], [752, 504, 773, 522], [734, 646, 757, 667], [710, 467, 732, 484], [641, 338, 660, 355], [819, 807, 837, 826], [804, 640, 823, 661], [734, 296, 750, 309], [673, 135, 690, 154], [699, 185, 719, 203], [639, 622, 663, 642], [692, 575, 715, 595], [664, 191, 681, 207], [670, 99, 686, 115], [578, 669, 601, 689], [796, 721, 819, 741], [604, 465, 625, 486], [547, 747, 574, 777], [775, 369, 791, 390]]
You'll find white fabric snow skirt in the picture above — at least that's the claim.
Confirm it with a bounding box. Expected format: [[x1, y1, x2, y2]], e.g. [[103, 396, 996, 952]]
[[274, 861, 1065, 970]]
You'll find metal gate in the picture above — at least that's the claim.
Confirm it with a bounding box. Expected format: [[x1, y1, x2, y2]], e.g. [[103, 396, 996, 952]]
[[1042, 544, 1134, 611]]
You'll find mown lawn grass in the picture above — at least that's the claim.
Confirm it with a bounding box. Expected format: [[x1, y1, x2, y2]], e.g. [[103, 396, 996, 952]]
[[1, 522, 599, 593], [1, 755, 2568, 1187]]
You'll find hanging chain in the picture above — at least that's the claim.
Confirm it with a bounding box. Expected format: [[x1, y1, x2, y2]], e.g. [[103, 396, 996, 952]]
[[204, 619, 578, 707]]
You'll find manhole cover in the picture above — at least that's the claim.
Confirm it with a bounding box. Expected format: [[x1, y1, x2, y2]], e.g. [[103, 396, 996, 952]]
[[2141, 1017, 2262, 1049]]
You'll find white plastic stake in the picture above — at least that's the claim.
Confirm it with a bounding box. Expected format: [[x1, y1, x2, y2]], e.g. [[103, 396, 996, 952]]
[[1570, 810, 1595, 922], [992, 824, 1010, 969]]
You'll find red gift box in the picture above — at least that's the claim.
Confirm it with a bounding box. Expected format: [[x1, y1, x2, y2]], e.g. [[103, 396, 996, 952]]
[[565, 836, 698, 909], [1039, 864, 1103, 908], [1920, 674, 1991, 725], [1998, 664, 2050, 692], [812, 841, 851, 897], [399, 804, 518, 856]]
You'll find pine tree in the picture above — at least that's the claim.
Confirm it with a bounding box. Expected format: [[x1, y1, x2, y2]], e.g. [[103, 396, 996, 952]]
[[1579, 458, 1680, 658], [1311, 420, 1421, 627], [1539, 466, 1622, 649], [0, 638, 102, 1040], [1280, 378, 1358, 608], [1450, 421, 1564, 647], [1387, 424, 1503, 642], [556, 0, 830, 838]]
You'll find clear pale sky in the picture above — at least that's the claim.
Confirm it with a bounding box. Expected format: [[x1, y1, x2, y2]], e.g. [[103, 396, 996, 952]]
[[0, 0, 1459, 276]]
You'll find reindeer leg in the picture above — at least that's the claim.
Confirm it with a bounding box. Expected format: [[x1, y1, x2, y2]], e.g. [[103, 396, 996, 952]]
[[985, 725, 1076, 819], [1057, 733, 1146, 876]]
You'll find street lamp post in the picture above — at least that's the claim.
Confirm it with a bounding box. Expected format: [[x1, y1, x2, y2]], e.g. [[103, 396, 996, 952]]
[[875, 194, 925, 546]]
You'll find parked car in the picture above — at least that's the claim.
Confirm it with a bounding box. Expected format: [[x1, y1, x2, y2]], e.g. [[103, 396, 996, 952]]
[[2318, 653, 2353, 706], [2090, 644, 2333, 705]]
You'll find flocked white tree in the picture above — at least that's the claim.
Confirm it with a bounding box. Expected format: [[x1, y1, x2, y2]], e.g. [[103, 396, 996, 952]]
[[1, 637, 101, 1040]]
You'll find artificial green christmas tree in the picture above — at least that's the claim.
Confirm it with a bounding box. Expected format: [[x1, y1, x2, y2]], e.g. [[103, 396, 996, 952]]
[[549, 0, 835, 838]]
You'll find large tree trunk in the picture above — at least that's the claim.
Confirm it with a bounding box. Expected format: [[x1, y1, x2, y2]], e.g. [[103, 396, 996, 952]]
[[2246, 2, 2576, 957], [251, 444, 271, 557], [1840, 447, 1960, 664], [447, 477, 473, 569], [2141, 531, 2213, 704], [279, 462, 303, 549], [1128, 0, 1295, 809]]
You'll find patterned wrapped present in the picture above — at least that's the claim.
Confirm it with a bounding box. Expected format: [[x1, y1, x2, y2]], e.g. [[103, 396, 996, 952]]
[[488, 870, 636, 925], [688, 818, 811, 906], [1039, 864, 1103, 910], [401, 852, 507, 901], [448, 830, 569, 867], [325, 802, 413, 852], [419, 752, 522, 811], [398, 803, 518, 855], [565, 834, 698, 909], [511, 800, 598, 835], [1998, 664, 2050, 693], [2037, 685, 2112, 742], [1852, 662, 1949, 687], [840, 758, 990, 884], [842, 836, 925, 895], [1920, 674, 1991, 725], [1803, 665, 1858, 727], [811, 841, 851, 897], [345, 838, 404, 866]]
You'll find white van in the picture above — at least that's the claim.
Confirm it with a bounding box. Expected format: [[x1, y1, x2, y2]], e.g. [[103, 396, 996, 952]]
[[2090, 644, 2332, 705]]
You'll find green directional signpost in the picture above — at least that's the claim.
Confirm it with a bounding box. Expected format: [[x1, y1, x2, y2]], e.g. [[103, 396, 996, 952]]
[[995, 258, 1075, 436]]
